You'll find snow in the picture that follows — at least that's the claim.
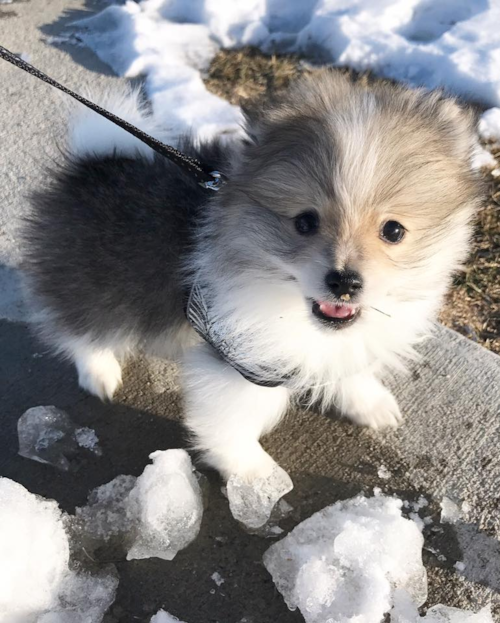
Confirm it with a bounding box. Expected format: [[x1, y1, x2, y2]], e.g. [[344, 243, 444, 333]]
[[126, 449, 203, 561], [74, 427, 101, 454], [211, 572, 225, 587], [75, 2, 244, 144], [378, 465, 392, 479], [440, 496, 462, 524], [0, 478, 117, 623], [264, 494, 493, 623], [227, 463, 293, 531], [263, 494, 427, 623], [17, 406, 101, 471], [421, 606, 493, 623], [479, 108, 500, 143], [393, 597, 493, 623], [151, 611, 187, 623], [74, 0, 500, 148]]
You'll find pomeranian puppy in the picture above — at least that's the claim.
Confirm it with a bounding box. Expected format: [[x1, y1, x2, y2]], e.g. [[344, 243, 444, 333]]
[[23, 70, 482, 482]]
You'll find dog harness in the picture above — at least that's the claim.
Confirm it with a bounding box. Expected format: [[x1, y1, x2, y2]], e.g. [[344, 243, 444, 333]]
[[185, 284, 289, 388]]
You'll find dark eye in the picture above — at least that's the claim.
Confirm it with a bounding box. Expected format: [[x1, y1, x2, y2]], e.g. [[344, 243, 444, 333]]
[[380, 220, 405, 244], [295, 211, 319, 235]]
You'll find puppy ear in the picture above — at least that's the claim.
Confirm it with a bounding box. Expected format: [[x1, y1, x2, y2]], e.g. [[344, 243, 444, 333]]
[[435, 96, 478, 162]]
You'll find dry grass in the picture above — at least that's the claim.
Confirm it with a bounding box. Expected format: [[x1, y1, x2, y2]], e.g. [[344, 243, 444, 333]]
[[440, 153, 500, 354], [205, 48, 500, 355]]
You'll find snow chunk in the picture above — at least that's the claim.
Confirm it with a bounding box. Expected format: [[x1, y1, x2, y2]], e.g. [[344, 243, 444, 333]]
[[421, 606, 493, 622], [393, 598, 493, 623], [412, 496, 429, 512], [18, 406, 100, 471], [479, 108, 500, 143], [151, 611, 187, 623], [263, 495, 426, 623], [211, 571, 225, 587], [127, 450, 203, 561], [440, 497, 462, 524], [227, 464, 293, 530], [75, 427, 101, 454], [0, 478, 117, 622], [0, 478, 69, 616], [75, 450, 204, 561], [378, 465, 392, 479]]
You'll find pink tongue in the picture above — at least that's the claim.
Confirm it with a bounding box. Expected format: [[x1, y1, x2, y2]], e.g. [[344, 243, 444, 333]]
[[319, 302, 355, 319]]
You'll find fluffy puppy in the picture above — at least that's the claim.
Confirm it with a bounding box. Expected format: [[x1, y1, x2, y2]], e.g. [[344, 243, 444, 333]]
[[22, 70, 483, 482]]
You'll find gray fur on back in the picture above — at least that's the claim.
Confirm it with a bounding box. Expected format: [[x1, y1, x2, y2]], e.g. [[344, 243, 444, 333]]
[[22, 141, 227, 347]]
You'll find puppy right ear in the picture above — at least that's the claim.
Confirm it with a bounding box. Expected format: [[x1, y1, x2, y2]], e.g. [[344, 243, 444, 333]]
[[435, 96, 478, 163]]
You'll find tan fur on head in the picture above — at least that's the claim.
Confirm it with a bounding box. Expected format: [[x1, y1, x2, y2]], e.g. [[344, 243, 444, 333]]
[[191, 69, 485, 407], [219, 70, 483, 301]]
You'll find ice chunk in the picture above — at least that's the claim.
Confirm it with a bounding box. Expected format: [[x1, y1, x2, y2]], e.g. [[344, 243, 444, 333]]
[[75, 450, 204, 561], [76, 474, 137, 542], [74, 427, 101, 455], [126, 450, 203, 561], [422, 606, 493, 622], [440, 497, 462, 524], [378, 465, 392, 479], [0, 478, 69, 616], [18, 405, 101, 471], [0, 477, 117, 622], [211, 571, 224, 587], [38, 568, 118, 623], [412, 496, 429, 512], [227, 464, 293, 530], [151, 611, 187, 623], [392, 596, 493, 623], [263, 495, 427, 623]]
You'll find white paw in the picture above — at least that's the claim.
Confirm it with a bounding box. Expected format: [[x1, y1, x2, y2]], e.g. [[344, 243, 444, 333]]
[[76, 350, 122, 401], [201, 441, 278, 483], [345, 391, 403, 430]]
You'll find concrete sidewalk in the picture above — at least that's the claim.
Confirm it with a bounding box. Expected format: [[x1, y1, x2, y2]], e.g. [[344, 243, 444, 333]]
[[1, 1, 500, 621]]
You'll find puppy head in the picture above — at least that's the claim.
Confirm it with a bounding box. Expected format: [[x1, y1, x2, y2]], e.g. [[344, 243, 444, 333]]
[[212, 70, 483, 334]]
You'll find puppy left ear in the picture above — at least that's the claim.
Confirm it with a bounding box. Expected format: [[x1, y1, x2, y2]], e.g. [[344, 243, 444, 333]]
[[436, 97, 478, 162], [241, 102, 266, 145]]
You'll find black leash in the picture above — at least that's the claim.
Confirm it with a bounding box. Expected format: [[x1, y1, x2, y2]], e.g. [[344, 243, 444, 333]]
[[0, 44, 224, 191]]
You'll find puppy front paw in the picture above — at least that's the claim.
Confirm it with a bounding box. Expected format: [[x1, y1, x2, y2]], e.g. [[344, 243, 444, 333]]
[[338, 374, 403, 430], [345, 389, 403, 430], [76, 350, 122, 401]]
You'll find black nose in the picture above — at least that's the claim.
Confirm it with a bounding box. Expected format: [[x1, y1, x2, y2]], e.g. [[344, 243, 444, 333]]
[[325, 270, 363, 298]]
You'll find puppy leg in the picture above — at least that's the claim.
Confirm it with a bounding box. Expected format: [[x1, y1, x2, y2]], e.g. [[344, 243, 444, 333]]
[[62, 337, 123, 401], [336, 371, 402, 430], [182, 343, 289, 481]]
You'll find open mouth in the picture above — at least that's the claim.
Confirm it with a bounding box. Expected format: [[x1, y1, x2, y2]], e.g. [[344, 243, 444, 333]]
[[311, 300, 361, 328]]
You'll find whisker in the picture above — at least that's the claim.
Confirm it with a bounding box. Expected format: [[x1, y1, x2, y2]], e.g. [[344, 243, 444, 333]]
[[370, 306, 392, 318]]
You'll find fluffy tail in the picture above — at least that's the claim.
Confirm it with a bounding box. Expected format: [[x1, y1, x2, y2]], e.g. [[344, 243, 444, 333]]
[[66, 86, 173, 160]]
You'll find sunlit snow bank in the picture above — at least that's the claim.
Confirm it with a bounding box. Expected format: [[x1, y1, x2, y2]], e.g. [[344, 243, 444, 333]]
[[74, 0, 500, 143]]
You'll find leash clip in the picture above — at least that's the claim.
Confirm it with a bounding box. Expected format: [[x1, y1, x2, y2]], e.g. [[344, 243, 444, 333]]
[[199, 171, 225, 192]]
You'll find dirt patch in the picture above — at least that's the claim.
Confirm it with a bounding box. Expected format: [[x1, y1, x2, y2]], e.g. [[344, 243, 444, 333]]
[[205, 48, 500, 354]]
